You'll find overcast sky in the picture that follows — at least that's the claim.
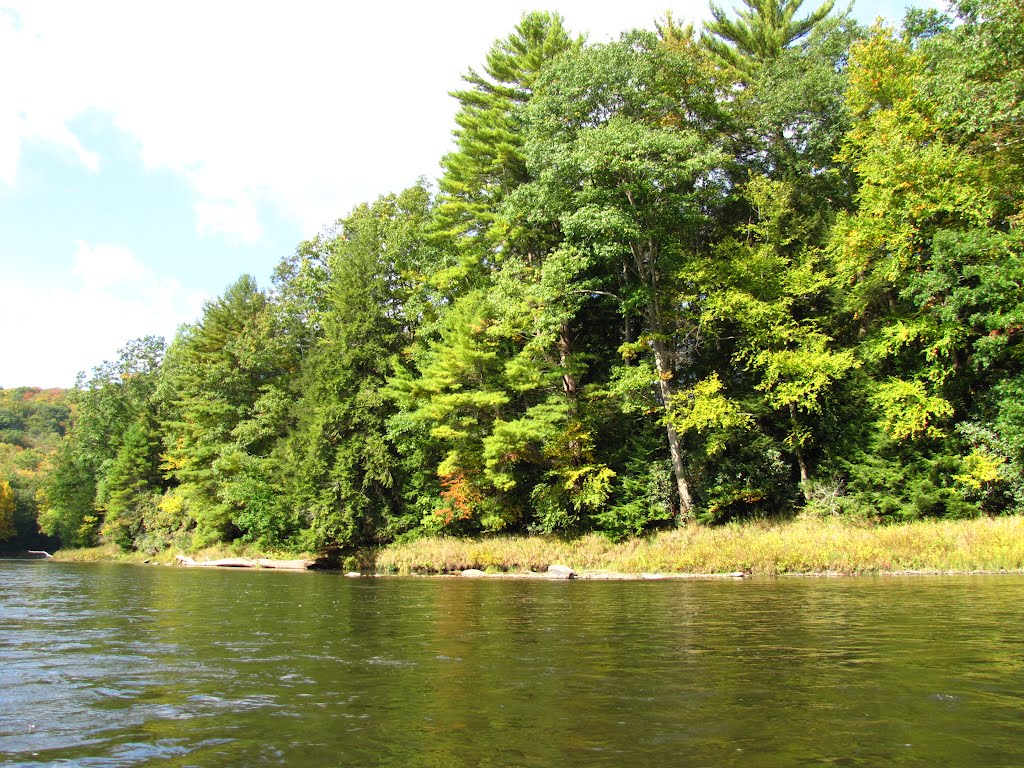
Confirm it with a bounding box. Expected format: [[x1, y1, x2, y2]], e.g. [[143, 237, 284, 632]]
[[0, 0, 937, 388]]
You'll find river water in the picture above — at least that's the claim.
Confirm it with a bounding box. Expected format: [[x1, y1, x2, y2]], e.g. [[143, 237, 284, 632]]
[[2, 561, 1023, 767]]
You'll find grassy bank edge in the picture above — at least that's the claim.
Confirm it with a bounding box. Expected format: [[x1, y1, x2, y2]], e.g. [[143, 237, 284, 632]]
[[374, 516, 1024, 576], [50, 543, 313, 567], [48, 516, 1024, 577]]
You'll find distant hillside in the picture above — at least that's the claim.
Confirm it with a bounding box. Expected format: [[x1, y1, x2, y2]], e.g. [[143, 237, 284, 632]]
[[0, 387, 69, 552]]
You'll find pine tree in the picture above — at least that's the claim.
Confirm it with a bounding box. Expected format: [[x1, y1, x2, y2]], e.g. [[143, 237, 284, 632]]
[[285, 192, 425, 549], [702, 0, 836, 77], [388, 290, 515, 532], [102, 414, 161, 550], [435, 11, 582, 261], [37, 337, 164, 549], [159, 275, 294, 545]]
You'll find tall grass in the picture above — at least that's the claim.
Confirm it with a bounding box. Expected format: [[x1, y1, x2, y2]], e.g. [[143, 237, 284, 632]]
[[373, 516, 1024, 576], [50, 517, 1024, 576], [51, 542, 314, 565]]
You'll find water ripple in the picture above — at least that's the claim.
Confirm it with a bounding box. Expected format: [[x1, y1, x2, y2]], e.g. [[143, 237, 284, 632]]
[[3, 564, 1024, 767]]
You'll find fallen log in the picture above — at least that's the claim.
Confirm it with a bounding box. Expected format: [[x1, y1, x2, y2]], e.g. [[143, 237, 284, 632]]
[[254, 558, 314, 570], [28, 550, 53, 558], [174, 554, 312, 570]]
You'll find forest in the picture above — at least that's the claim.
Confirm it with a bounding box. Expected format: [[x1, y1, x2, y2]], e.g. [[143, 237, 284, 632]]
[[5, 0, 1022, 557], [0, 387, 69, 552]]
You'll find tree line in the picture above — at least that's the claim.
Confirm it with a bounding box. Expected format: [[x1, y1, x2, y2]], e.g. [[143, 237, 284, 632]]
[[0, 387, 68, 551], [24, 0, 1024, 555]]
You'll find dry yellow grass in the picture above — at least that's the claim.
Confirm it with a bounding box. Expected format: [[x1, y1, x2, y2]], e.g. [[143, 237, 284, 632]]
[[373, 516, 1024, 576], [49, 543, 125, 562], [52, 542, 314, 566], [50, 517, 1024, 576]]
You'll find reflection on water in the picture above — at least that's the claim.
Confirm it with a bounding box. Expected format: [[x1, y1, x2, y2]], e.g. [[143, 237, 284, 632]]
[[2, 560, 1024, 767]]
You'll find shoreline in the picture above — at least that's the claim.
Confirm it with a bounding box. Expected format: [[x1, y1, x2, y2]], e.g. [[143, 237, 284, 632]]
[[372, 516, 1024, 577], [40, 515, 1024, 579], [375, 567, 1024, 580], [31, 557, 1024, 580]]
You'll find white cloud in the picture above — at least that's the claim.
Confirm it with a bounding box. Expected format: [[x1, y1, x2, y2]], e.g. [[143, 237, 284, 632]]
[[71, 241, 147, 287], [0, 9, 101, 184], [195, 198, 264, 244], [0, 242, 206, 388], [0, 0, 719, 240], [0, 0, 932, 390]]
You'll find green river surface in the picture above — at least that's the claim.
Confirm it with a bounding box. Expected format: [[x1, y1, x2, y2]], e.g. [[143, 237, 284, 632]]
[[2, 560, 1024, 767]]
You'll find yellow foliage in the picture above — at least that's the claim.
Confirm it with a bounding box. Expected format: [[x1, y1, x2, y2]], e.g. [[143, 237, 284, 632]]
[[955, 450, 1006, 490], [671, 374, 753, 455], [873, 378, 954, 440], [0, 480, 16, 541]]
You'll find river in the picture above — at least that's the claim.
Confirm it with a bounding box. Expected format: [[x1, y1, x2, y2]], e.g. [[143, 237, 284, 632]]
[[2, 560, 1023, 766]]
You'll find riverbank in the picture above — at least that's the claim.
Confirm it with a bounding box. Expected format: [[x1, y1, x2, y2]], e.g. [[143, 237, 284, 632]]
[[48, 515, 1024, 577], [50, 543, 316, 567], [375, 516, 1024, 576]]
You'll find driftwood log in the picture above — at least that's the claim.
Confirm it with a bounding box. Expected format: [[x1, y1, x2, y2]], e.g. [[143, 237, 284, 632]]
[[175, 554, 312, 570], [28, 550, 53, 558]]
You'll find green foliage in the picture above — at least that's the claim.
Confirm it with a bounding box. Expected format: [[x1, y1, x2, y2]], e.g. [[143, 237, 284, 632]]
[[727, 14, 861, 196], [159, 276, 295, 546], [872, 378, 954, 441], [520, 31, 730, 516], [701, 0, 838, 77], [283, 189, 433, 550], [591, 457, 675, 540], [673, 374, 755, 457], [696, 432, 793, 523], [101, 414, 162, 550], [0, 387, 69, 451], [23, 2, 1024, 555], [36, 339, 165, 550], [827, 6, 1023, 517], [38, 438, 98, 547], [836, 439, 980, 521], [436, 11, 582, 260], [389, 290, 516, 531], [0, 480, 15, 541], [0, 388, 68, 550]]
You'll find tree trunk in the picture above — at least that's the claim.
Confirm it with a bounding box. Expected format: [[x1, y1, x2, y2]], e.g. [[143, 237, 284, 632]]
[[557, 323, 577, 398], [795, 447, 812, 501], [651, 336, 693, 520], [632, 239, 692, 520], [790, 403, 812, 501]]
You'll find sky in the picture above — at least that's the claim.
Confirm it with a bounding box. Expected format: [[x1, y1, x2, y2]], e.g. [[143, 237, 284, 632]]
[[0, 0, 937, 389]]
